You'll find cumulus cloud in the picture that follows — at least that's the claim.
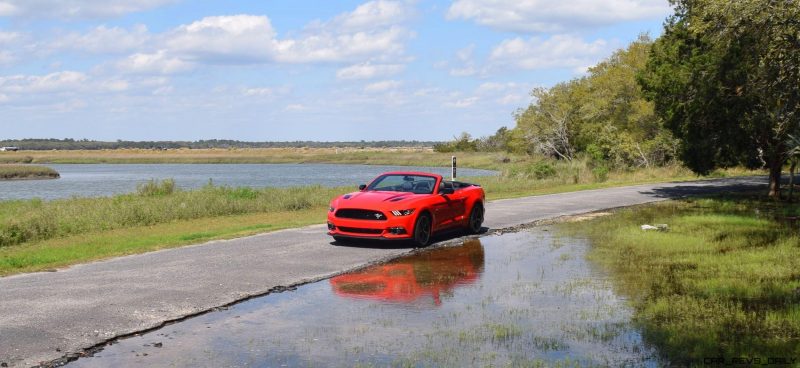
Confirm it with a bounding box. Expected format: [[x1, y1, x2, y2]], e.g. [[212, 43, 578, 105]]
[[165, 15, 276, 63], [117, 50, 192, 74], [329, 0, 413, 31], [488, 34, 610, 70], [50, 25, 150, 54], [364, 80, 401, 92], [0, 0, 178, 19], [106, 1, 414, 72], [336, 62, 404, 80], [445, 96, 478, 108], [447, 0, 670, 33], [0, 71, 87, 93], [449, 44, 478, 77]]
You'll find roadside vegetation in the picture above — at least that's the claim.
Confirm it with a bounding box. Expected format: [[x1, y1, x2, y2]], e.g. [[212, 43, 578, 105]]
[[0, 162, 756, 276], [564, 193, 800, 364], [0, 165, 60, 180]]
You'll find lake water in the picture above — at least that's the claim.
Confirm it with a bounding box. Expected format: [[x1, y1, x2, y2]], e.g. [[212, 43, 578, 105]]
[[0, 164, 497, 201]]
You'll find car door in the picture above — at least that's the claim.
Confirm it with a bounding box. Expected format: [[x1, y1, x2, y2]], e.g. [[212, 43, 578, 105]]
[[431, 182, 460, 229]]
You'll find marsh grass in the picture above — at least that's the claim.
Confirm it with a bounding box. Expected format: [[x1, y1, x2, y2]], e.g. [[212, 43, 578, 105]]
[[0, 164, 59, 180], [564, 194, 800, 364], [0, 180, 342, 248]]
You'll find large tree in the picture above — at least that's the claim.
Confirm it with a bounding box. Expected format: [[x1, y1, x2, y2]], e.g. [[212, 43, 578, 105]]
[[640, 0, 800, 198]]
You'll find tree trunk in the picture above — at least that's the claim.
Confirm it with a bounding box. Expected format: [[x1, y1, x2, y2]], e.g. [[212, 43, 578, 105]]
[[768, 159, 783, 200]]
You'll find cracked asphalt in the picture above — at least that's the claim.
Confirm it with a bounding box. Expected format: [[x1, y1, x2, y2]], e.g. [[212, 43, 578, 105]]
[[0, 177, 767, 367]]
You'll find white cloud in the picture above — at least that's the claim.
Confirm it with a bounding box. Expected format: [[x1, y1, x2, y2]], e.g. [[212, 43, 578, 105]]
[[497, 93, 524, 104], [243, 87, 274, 97], [50, 25, 150, 54], [364, 79, 401, 92], [445, 96, 478, 108], [0, 93, 8, 103], [271, 26, 409, 63], [0, 31, 19, 44], [285, 103, 306, 111], [110, 2, 414, 71], [488, 34, 610, 70], [336, 62, 404, 80], [0, 71, 87, 93], [330, 0, 413, 31], [448, 44, 478, 77], [447, 0, 671, 33], [165, 15, 276, 63], [117, 50, 192, 74], [0, 0, 177, 19]]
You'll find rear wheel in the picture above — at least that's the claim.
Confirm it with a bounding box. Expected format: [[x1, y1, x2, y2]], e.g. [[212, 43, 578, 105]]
[[413, 213, 432, 247], [467, 203, 484, 234]]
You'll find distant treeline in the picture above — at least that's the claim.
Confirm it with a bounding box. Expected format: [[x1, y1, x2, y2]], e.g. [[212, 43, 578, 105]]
[[0, 139, 440, 150]]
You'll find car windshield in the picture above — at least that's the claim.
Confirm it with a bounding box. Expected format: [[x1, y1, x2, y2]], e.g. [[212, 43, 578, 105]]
[[367, 175, 437, 194]]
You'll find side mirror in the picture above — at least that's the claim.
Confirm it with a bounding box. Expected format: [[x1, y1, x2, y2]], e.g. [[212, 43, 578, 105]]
[[439, 182, 454, 195], [358, 184, 367, 191]]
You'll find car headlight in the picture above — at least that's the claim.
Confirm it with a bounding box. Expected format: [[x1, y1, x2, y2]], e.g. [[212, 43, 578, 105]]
[[391, 209, 415, 216], [329, 207, 336, 213]]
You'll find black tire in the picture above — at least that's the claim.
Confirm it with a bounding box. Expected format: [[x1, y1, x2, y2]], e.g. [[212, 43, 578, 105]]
[[412, 213, 433, 247], [467, 203, 484, 234]]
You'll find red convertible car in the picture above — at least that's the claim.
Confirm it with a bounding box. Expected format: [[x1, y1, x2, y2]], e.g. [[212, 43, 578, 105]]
[[327, 172, 485, 246]]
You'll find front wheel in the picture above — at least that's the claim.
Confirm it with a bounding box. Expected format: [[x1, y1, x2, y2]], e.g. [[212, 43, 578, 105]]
[[467, 203, 484, 234], [412, 213, 432, 247]]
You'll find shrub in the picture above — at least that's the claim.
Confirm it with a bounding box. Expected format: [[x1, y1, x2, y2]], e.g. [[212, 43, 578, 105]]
[[592, 166, 610, 182], [530, 161, 557, 179], [136, 179, 176, 196]]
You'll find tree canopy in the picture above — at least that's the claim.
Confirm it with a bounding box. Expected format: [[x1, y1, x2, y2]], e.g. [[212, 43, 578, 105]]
[[639, 0, 800, 198]]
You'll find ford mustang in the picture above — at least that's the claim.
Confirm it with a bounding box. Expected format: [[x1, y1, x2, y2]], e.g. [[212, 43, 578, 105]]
[[327, 171, 485, 246]]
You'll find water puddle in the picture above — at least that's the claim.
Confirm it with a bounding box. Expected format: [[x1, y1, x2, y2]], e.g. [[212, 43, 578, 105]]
[[67, 227, 663, 367]]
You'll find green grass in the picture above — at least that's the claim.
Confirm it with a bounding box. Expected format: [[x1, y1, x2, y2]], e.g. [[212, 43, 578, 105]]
[[0, 164, 59, 180], [563, 194, 800, 365], [0, 209, 323, 276]]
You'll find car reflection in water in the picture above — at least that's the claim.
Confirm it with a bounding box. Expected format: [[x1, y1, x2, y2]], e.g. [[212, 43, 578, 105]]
[[330, 239, 485, 306]]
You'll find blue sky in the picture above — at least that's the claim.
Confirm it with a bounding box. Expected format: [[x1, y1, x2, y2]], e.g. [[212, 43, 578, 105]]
[[0, 0, 672, 141]]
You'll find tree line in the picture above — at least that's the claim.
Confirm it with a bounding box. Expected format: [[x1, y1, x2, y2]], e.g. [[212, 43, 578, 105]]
[[0, 139, 440, 150], [438, 0, 799, 199]]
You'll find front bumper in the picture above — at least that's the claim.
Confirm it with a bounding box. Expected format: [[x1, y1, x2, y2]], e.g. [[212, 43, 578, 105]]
[[327, 212, 415, 240]]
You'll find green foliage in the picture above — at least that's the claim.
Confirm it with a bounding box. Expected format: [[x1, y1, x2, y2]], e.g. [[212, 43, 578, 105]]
[[568, 195, 800, 363], [639, 0, 800, 197], [591, 166, 609, 182], [434, 132, 479, 152], [510, 35, 678, 168], [136, 179, 176, 196]]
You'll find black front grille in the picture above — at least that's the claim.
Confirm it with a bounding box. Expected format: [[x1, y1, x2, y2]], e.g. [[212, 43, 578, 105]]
[[338, 227, 383, 234], [335, 209, 387, 221]]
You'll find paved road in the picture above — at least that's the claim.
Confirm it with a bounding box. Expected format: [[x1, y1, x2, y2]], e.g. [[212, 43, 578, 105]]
[[0, 177, 767, 367]]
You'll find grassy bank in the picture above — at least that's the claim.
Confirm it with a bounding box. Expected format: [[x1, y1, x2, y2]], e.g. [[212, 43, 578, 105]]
[[0, 165, 60, 180], [0, 155, 761, 276], [564, 194, 800, 364]]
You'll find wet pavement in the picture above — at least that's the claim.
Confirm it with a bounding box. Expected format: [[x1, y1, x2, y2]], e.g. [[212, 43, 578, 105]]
[[67, 227, 663, 367]]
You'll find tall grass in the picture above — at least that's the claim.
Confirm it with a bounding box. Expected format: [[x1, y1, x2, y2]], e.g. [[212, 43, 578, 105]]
[[564, 194, 800, 364], [0, 180, 343, 247], [0, 165, 59, 180], [0, 155, 33, 164]]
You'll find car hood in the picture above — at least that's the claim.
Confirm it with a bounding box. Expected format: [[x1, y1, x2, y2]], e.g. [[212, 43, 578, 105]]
[[335, 191, 426, 208]]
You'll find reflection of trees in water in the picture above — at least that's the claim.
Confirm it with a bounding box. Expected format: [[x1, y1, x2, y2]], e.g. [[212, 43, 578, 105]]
[[330, 239, 485, 305]]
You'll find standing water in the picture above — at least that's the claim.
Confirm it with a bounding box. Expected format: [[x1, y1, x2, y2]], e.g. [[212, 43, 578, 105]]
[[66, 227, 663, 367]]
